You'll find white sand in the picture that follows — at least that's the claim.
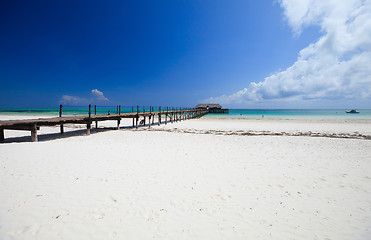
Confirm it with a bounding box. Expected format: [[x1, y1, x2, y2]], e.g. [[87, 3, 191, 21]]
[[1, 116, 371, 239]]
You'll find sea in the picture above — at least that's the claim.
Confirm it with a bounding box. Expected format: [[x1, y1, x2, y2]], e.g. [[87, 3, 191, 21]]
[[0, 107, 371, 122], [204, 109, 371, 122]]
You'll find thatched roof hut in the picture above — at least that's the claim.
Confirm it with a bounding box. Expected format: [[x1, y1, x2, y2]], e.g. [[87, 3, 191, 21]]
[[195, 104, 222, 110]]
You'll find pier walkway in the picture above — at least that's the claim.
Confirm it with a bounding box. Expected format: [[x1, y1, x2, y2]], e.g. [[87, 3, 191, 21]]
[[0, 106, 208, 142]]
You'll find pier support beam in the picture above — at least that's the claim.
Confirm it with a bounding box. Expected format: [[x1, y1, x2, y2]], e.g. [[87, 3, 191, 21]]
[[0, 128, 4, 142], [132, 106, 135, 127], [117, 119, 120, 130], [31, 124, 38, 142], [87, 104, 92, 135], [87, 123, 91, 135], [158, 107, 161, 126], [59, 105, 64, 134], [149, 107, 152, 128], [136, 106, 139, 129]]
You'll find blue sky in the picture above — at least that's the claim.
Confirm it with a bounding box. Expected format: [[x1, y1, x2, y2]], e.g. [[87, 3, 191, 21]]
[[1, 0, 370, 108]]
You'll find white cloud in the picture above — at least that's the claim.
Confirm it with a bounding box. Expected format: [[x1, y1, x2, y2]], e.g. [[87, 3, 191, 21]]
[[205, 0, 371, 108], [60, 89, 110, 106], [91, 89, 109, 101]]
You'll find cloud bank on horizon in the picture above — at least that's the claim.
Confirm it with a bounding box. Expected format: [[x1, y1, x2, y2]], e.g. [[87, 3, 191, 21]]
[[60, 89, 110, 106], [204, 0, 371, 108]]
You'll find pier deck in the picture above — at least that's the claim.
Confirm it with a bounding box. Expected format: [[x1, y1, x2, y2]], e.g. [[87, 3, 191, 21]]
[[0, 108, 208, 142]]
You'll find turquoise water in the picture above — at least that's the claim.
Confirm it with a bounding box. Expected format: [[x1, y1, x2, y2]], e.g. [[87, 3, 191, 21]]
[[1, 108, 371, 122], [204, 109, 371, 122]]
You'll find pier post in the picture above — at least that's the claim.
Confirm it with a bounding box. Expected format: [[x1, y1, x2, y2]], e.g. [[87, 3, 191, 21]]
[[143, 106, 146, 125], [158, 107, 161, 126], [117, 119, 120, 130], [87, 122, 91, 135], [170, 107, 174, 123], [87, 104, 91, 135], [152, 107, 155, 124], [59, 104, 64, 134], [170, 107, 172, 123], [165, 107, 168, 125], [0, 128, 4, 142], [132, 106, 135, 127], [119, 105, 121, 115], [136, 106, 139, 128], [149, 106, 152, 128], [31, 123, 38, 142], [94, 105, 97, 126]]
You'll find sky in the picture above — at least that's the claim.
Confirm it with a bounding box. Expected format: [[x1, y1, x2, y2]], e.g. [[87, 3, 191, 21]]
[[0, 0, 370, 109]]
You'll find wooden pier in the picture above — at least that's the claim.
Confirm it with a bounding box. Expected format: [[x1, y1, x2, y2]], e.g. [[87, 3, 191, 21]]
[[0, 105, 209, 142]]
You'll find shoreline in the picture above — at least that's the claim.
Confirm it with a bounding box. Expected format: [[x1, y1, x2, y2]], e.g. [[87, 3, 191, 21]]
[[1, 115, 371, 143], [1, 113, 371, 123]]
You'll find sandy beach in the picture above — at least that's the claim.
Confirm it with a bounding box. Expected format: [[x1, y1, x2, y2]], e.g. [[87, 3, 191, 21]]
[[1, 116, 370, 239]]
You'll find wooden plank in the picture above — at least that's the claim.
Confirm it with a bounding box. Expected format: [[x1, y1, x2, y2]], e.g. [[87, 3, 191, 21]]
[[0, 125, 40, 131]]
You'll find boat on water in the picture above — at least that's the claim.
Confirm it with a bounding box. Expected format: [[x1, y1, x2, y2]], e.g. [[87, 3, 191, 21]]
[[346, 109, 360, 114]]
